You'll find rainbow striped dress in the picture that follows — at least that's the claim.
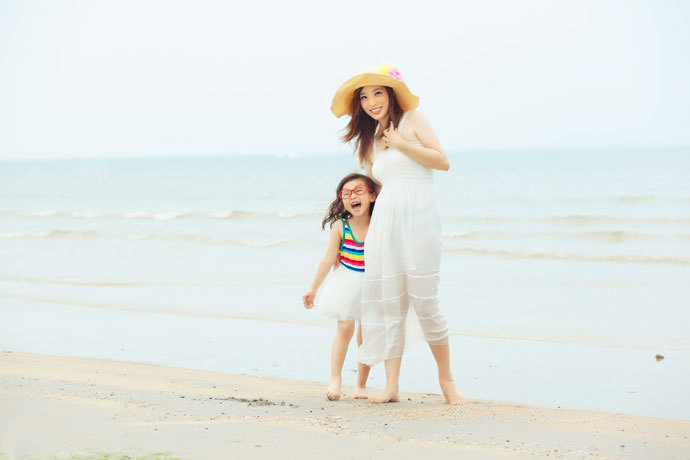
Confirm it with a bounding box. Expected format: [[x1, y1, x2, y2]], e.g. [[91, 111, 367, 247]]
[[339, 218, 365, 272]]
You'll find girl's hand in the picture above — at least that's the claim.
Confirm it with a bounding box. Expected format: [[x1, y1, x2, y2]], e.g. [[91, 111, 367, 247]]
[[382, 121, 404, 150], [302, 290, 316, 309]]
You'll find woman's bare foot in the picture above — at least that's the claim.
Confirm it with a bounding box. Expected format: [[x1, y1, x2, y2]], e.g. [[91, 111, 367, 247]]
[[326, 378, 342, 401], [369, 387, 400, 404], [439, 378, 466, 405], [353, 385, 368, 399]]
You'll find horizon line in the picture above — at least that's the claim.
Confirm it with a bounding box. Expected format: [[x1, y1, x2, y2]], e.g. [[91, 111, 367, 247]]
[[1, 144, 689, 162]]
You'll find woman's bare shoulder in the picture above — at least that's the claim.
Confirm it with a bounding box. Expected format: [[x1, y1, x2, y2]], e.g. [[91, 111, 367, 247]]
[[403, 110, 430, 141], [406, 109, 431, 128]]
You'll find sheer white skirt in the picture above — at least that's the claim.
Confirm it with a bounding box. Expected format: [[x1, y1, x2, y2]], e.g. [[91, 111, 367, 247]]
[[317, 264, 363, 322], [358, 182, 449, 366]]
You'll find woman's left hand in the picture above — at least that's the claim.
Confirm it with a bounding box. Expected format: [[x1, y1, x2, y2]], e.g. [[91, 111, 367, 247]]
[[382, 121, 404, 150]]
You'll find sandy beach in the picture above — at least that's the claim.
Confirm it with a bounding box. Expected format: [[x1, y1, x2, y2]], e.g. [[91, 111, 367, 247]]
[[1, 352, 688, 460]]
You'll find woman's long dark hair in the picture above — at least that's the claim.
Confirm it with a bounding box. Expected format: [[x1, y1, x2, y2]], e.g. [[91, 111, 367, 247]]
[[321, 173, 380, 229], [341, 87, 404, 166]]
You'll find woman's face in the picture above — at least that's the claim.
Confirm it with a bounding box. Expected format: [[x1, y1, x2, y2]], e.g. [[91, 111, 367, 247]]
[[359, 86, 389, 122]]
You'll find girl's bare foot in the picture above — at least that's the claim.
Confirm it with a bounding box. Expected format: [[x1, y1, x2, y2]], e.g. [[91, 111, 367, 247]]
[[353, 386, 368, 399], [439, 378, 466, 405], [369, 388, 400, 404], [326, 378, 342, 401]]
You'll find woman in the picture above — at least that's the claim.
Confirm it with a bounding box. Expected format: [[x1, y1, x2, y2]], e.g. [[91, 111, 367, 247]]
[[331, 64, 465, 404]]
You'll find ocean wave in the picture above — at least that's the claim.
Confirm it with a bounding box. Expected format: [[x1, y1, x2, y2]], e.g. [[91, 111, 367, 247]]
[[617, 195, 655, 203], [444, 231, 507, 239], [0, 277, 204, 287], [3, 226, 688, 254], [445, 247, 690, 265], [0, 230, 99, 239], [0, 209, 314, 221], [442, 230, 686, 241], [178, 234, 290, 248], [542, 215, 690, 224], [3, 209, 690, 225], [0, 229, 290, 248], [444, 215, 690, 224]]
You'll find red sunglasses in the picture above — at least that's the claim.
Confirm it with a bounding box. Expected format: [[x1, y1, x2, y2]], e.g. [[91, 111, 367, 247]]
[[339, 184, 372, 199]]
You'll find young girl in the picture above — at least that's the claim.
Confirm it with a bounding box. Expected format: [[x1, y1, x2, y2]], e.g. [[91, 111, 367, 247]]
[[330, 63, 466, 404], [302, 173, 378, 401]]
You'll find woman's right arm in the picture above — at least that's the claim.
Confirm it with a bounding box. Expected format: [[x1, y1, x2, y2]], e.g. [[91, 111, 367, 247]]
[[302, 224, 342, 309]]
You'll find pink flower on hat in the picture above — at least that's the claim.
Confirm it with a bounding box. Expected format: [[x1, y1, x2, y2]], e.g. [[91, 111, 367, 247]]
[[376, 63, 404, 82], [387, 67, 404, 82]]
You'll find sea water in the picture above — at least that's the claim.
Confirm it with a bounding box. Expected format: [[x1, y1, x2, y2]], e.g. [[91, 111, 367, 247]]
[[1, 149, 689, 419]]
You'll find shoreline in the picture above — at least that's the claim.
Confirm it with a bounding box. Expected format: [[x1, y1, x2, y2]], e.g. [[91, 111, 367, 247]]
[[3, 290, 687, 353], [1, 351, 689, 460], [3, 298, 688, 421]]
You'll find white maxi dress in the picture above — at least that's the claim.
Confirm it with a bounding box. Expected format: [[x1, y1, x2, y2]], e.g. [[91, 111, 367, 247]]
[[359, 111, 450, 366]]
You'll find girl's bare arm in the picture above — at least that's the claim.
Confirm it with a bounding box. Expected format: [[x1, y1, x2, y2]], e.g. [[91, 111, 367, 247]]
[[302, 224, 342, 308]]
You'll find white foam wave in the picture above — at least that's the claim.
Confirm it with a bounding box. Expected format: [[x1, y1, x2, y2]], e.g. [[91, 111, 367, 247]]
[[0, 230, 99, 239], [31, 211, 60, 217], [209, 211, 234, 219], [72, 211, 102, 218], [126, 233, 155, 240], [4, 208, 689, 225], [543, 215, 690, 224], [445, 247, 690, 265], [444, 231, 506, 239], [443, 230, 677, 241], [179, 234, 289, 248], [617, 195, 655, 203], [153, 212, 183, 221], [124, 211, 150, 219], [0, 277, 204, 287], [0, 230, 291, 248], [445, 215, 690, 224], [0, 209, 312, 221]]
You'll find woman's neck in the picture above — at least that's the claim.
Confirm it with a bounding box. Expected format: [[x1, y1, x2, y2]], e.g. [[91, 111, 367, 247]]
[[376, 116, 390, 137]]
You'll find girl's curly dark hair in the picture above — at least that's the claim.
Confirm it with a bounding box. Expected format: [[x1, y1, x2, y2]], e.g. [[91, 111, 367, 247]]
[[321, 173, 380, 229]]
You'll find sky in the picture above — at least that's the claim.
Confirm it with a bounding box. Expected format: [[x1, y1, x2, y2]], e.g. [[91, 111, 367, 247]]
[[0, 0, 689, 159]]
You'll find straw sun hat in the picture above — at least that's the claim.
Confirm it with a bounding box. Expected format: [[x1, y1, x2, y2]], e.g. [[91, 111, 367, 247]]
[[330, 63, 419, 118]]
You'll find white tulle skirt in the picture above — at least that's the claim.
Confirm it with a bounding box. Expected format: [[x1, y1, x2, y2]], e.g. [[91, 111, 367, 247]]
[[359, 181, 450, 367], [317, 264, 362, 322]]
